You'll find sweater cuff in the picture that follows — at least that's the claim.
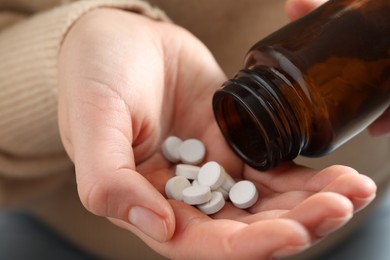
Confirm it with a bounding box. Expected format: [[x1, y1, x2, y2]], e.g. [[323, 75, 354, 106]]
[[0, 0, 169, 178]]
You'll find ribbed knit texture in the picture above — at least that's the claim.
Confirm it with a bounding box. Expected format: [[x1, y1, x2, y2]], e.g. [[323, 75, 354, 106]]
[[0, 0, 169, 178]]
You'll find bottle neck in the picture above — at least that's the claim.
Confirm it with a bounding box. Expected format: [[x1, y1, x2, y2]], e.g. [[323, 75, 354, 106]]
[[212, 67, 303, 170]]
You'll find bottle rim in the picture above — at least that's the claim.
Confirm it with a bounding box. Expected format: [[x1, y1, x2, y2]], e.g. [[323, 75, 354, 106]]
[[212, 69, 301, 170]]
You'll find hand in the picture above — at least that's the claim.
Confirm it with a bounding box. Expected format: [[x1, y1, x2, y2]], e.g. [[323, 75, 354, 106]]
[[58, 7, 376, 260]]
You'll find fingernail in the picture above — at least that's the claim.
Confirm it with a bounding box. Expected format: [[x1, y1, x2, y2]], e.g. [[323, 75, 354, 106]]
[[272, 244, 310, 259], [129, 206, 168, 242], [315, 215, 352, 237]]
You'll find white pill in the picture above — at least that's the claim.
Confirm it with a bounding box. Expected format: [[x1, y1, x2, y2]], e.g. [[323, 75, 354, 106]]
[[215, 186, 229, 200], [198, 161, 225, 190], [197, 191, 225, 215], [179, 139, 206, 165], [229, 180, 259, 209], [175, 164, 200, 180], [165, 176, 191, 201], [161, 136, 183, 163], [221, 171, 236, 191], [192, 179, 228, 199], [182, 185, 211, 205]]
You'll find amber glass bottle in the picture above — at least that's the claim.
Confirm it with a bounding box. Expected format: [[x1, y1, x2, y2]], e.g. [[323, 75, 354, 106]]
[[213, 0, 390, 170]]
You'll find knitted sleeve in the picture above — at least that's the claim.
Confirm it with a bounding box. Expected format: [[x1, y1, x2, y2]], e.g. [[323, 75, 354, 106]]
[[0, 0, 169, 178]]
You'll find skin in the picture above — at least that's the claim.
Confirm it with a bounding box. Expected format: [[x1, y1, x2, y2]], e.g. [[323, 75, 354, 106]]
[[58, 1, 385, 259]]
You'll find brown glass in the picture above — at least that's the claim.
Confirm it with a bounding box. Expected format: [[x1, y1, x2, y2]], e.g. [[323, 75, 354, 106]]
[[213, 0, 390, 170]]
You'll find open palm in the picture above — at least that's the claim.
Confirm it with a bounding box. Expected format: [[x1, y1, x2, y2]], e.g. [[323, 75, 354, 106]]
[[58, 8, 376, 260]]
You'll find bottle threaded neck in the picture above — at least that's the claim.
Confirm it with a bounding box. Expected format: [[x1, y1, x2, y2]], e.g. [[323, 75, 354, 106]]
[[212, 68, 302, 170]]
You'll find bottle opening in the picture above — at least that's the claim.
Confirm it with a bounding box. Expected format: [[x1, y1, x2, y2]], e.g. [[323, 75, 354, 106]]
[[213, 69, 303, 171], [213, 80, 283, 171]]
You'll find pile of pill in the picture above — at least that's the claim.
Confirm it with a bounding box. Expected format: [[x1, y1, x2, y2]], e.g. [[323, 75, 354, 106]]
[[162, 136, 259, 215]]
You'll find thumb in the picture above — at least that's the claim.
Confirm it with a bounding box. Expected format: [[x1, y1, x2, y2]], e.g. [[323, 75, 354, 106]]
[[67, 92, 175, 242], [57, 8, 175, 242]]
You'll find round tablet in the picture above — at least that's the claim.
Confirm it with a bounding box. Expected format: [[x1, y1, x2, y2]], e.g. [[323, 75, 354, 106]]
[[229, 180, 259, 209], [165, 176, 191, 201], [198, 161, 225, 190], [182, 185, 211, 205], [191, 179, 200, 186], [215, 186, 229, 200], [221, 170, 236, 191], [179, 139, 206, 165], [175, 164, 200, 180], [161, 136, 183, 163], [197, 191, 225, 215], [193, 179, 228, 199]]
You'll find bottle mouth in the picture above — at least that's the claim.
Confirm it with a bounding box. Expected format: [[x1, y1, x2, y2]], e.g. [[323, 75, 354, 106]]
[[212, 70, 301, 171]]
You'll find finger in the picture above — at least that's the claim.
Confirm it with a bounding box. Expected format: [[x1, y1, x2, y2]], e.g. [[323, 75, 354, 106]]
[[57, 10, 177, 243], [285, 0, 329, 21], [281, 192, 353, 240], [320, 172, 377, 212], [151, 201, 311, 260], [67, 86, 174, 242], [368, 107, 390, 137], [246, 164, 362, 194], [240, 192, 353, 241]]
